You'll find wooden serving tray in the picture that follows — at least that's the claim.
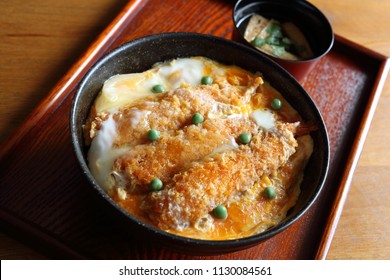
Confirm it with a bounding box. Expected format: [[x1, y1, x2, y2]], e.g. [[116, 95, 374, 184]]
[[0, 0, 389, 259]]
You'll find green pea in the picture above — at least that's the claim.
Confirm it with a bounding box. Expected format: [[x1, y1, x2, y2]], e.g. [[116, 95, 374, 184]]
[[149, 178, 163, 191], [152, 84, 164, 93], [252, 36, 265, 47], [264, 186, 276, 199], [192, 113, 204, 125], [147, 129, 160, 141], [212, 205, 228, 219], [271, 98, 282, 110], [201, 76, 213, 85], [238, 132, 251, 144]]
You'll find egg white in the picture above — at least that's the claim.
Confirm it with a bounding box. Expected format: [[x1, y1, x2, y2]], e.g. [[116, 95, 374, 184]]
[[94, 57, 210, 113], [88, 57, 275, 191]]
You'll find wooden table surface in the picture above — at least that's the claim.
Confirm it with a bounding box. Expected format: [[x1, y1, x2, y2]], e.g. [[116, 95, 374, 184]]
[[0, 0, 389, 259]]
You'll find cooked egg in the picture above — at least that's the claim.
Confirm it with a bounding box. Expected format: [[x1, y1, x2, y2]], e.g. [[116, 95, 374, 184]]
[[251, 109, 275, 130], [89, 57, 243, 191], [87, 115, 128, 190], [95, 57, 212, 113], [85, 56, 312, 240], [88, 57, 267, 191]]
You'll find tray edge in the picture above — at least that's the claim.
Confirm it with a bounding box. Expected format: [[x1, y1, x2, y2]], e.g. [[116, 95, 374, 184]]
[[314, 39, 390, 258], [1, 2, 389, 260]]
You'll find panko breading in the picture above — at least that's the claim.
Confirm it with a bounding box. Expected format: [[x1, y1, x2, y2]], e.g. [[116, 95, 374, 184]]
[[85, 57, 313, 240], [86, 83, 258, 147], [112, 116, 259, 193], [144, 122, 298, 231]]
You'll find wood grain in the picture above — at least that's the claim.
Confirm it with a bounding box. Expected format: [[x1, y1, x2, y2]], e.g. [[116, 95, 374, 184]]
[[0, 0, 389, 259], [309, 0, 390, 260]]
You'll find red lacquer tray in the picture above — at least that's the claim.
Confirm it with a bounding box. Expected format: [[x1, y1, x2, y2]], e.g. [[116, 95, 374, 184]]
[[0, 0, 389, 259]]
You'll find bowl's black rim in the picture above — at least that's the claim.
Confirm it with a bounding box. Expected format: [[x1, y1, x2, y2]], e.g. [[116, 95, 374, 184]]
[[232, 0, 335, 63], [70, 32, 330, 251]]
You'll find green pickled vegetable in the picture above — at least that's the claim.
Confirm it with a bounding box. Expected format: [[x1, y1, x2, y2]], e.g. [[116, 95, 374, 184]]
[[252, 36, 265, 47]]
